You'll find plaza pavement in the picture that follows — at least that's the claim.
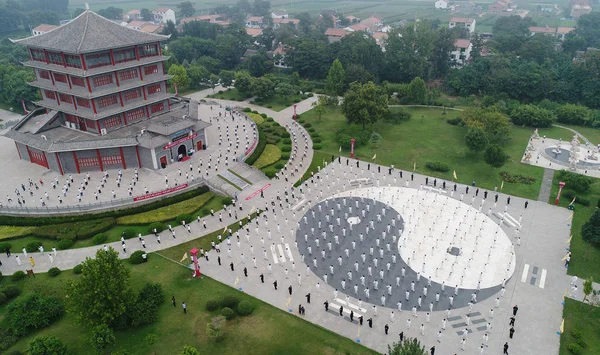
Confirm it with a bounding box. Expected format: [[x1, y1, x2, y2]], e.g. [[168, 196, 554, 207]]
[[0, 98, 584, 355]]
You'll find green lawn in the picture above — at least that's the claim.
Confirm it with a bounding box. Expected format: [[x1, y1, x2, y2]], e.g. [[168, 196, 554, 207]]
[[209, 88, 248, 102], [560, 298, 600, 355], [254, 94, 305, 112], [302, 106, 551, 199], [253, 144, 282, 169], [2, 255, 376, 355], [548, 173, 600, 280]]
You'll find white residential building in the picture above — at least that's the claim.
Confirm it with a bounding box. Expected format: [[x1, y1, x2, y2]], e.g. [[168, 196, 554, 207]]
[[435, 0, 449, 9], [271, 10, 289, 19], [451, 39, 472, 66], [449, 17, 476, 33], [153, 8, 176, 24], [31, 24, 59, 36]]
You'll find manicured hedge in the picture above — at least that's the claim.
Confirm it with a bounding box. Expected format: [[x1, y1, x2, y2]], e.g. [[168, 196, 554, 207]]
[[47, 267, 61, 277], [92, 233, 108, 245], [30, 218, 115, 240], [57, 239, 73, 250], [129, 250, 145, 264], [0, 186, 210, 226], [245, 126, 267, 165], [425, 161, 450, 172]]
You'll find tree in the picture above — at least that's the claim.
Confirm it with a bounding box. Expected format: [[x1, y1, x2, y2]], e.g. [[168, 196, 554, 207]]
[[140, 8, 153, 21], [484, 145, 509, 172], [28, 335, 67, 355], [344, 64, 373, 86], [325, 59, 346, 96], [388, 338, 427, 355], [234, 70, 254, 93], [383, 23, 436, 83], [66, 248, 131, 328], [219, 70, 235, 88], [187, 64, 209, 89], [582, 209, 600, 244], [333, 32, 383, 80], [162, 20, 179, 39], [97, 7, 123, 20], [207, 315, 226, 342], [432, 27, 456, 78], [208, 74, 220, 92], [311, 95, 327, 121], [178, 1, 196, 18], [407, 77, 428, 104], [182, 345, 201, 355], [251, 76, 275, 100], [90, 323, 116, 354], [462, 107, 511, 143], [582, 278, 593, 308], [0, 66, 39, 104], [253, 0, 271, 17], [246, 53, 270, 77], [341, 81, 389, 130], [571, 12, 600, 50], [465, 126, 489, 153], [275, 82, 297, 97], [509, 104, 555, 127], [555, 104, 591, 126], [168, 64, 190, 90]]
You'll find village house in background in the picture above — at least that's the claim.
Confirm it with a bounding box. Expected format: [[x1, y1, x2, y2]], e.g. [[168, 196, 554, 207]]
[[8, 10, 209, 174], [448, 17, 476, 33]]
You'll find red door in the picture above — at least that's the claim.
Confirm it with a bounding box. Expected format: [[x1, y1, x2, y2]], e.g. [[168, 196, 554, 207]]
[[196, 140, 203, 151], [160, 156, 167, 168]]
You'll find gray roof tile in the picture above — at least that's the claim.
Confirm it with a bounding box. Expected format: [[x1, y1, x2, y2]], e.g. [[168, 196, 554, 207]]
[[12, 10, 169, 54]]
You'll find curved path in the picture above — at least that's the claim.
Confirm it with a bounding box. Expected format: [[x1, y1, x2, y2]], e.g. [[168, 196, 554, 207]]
[[552, 124, 593, 145]]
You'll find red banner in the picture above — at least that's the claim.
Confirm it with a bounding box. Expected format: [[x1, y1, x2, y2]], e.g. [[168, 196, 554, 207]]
[[163, 134, 198, 150], [133, 184, 189, 201], [245, 184, 271, 200], [245, 138, 258, 156]]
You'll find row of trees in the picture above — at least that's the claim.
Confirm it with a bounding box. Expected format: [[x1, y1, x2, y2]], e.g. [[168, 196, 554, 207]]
[[0, 0, 69, 34]]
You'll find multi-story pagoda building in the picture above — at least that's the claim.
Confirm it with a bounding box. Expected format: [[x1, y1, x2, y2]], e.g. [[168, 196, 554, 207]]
[[6, 10, 209, 174]]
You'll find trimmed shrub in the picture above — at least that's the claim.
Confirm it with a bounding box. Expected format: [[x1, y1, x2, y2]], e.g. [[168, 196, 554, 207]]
[[31, 218, 115, 240], [283, 138, 292, 144], [73, 264, 83, 274], [220, 307, 235, 320], [129, 250, 145, 265], [92, 233, 108, 245], [57, 239, 73, 250], [245, 126, 267, 165], [11, 271, 26, 282], [0, 242, 12, 253], [221, 197, 233, 206], [47, 267, 61, 277], [2, 285, 21, 299], [206, 299, 220, 311], [0, 292, 7, 305], [303, 123, 312, 128], [308, 127, 315, 132], [260, 113, 267, 118], [121, 229, 136, 240], [576, 339, 587, 349], [313, 144, 322, 150], [25, 241, 42, 253], [243, 107, 251, 112], [281, 153, 290, 160], [274, 162, 284, 169], [425, 161, 450, 172], [267, 117, 274, 122], [308, 93, 314, 97], [446, 117, 462, 125], [281, 145, 291, 152], [312, 137, 322, 143], [175, 213, 193, 226], [567, 343, 582, 355], [499, 171, 536, 185], [264, 168, 277, 178], [335, 126, 372, 150], [280, 131, 290, 138], [220, 295, 240, 309], [147, 222, 166, 235], [130, 282, 164, 327], [237, 300, 255, 316]]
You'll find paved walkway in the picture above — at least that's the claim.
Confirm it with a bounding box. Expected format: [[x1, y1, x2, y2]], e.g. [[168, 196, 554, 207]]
[[0, 100, 588, 355], [538, 168, 555, 202], [553, 124, 593, 145]]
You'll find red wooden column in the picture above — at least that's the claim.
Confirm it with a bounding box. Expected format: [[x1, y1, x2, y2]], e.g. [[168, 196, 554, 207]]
[[96, 149, 104, 171], [42, 151, 49, 168], [135, 146, 142, 168], [119, 147, 127, 169], [55, 153, 64, 175], [72, 151, 81, 174], [26, 145, 33, 162], [80, 54, 87, 70]]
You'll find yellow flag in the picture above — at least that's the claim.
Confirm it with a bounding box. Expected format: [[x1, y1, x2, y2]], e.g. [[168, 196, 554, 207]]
[[453, 170, 457, 180], [372, 154, 377, 160], [570, 196, 576, 205], [180, 253, 188, 263], [339, 146, 342, 152], [565, 235, 572, 243], [501, 181, 504, 190], [223, 225, 227, 233], [413, 162, 416, 171]]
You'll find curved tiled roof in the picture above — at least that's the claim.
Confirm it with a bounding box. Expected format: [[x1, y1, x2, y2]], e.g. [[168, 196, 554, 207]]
[[11, 10, 169, 54]]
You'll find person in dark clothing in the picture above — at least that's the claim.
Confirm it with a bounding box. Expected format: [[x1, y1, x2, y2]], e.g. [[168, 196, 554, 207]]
[[399, 331, 404, 342], [243, 267, 248, 277], [339, 305, 343, 316], [430, 346, 435, 355], [350, 310, 354, 322], [288, 285, 292, 295], [384, 324, 389, 335], [513, 305, 518, 316], [324, 300, 329, 311], [171, 296, 176, 307], [509, 317, 515, 326], [359, 316, 363, 325], [273, 281, 278, 290], [230, 262, 234, 271], [260, 273, 264, 283], [509, 327, 515, 338], [503, 342, 509, 354], [367, 317, 373, 328], [306, 293, 311, 303]]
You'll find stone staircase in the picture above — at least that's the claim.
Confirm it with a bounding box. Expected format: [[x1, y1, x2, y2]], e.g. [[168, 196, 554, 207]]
[[228, 162, 269, 185]]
